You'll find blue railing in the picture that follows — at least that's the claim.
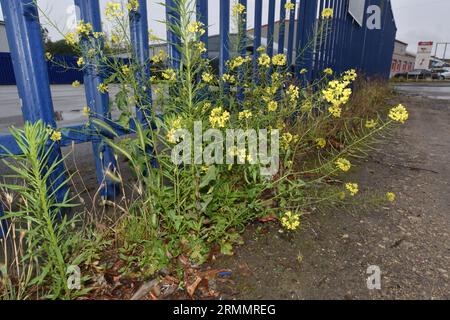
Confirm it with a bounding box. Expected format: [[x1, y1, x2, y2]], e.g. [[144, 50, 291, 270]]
[[0, 0, 397, 235]]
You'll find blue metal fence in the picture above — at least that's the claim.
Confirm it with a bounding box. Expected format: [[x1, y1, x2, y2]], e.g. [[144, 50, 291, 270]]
[[0, 0, 397, 235]]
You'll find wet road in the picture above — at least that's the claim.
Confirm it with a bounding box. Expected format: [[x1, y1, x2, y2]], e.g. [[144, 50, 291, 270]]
[[394, 83, 450, 101]]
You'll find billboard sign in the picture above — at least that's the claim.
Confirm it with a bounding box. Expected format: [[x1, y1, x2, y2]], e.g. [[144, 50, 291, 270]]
[[348, 0, 365, 27], [415, 41, 433, 70]]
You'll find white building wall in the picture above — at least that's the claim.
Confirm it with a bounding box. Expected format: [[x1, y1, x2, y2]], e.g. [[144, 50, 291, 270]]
[[0, 22, 10, 53]]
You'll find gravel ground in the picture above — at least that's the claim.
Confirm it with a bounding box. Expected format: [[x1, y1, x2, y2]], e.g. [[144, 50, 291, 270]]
[[209, 93, 450, 300]]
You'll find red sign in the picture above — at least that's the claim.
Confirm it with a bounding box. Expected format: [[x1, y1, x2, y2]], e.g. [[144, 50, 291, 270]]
[[418, 41, 433, 46]]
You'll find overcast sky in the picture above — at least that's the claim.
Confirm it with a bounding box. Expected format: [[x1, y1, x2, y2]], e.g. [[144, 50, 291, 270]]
[[0, 0, 449, 58]]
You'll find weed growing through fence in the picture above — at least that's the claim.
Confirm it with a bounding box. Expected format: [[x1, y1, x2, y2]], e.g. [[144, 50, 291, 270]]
[[0, 0, 408, 299]]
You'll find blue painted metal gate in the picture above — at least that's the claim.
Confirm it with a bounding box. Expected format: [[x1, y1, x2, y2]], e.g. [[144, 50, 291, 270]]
[[0, 0, 397, 236]]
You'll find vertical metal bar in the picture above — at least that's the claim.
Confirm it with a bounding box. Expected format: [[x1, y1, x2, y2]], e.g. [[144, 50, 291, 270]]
[[296, 0, 319, 81], [237, 0, 247, 103], [313, 0, 325, 78], [278, 0, 287, 54], [196, 0, 209, 59], [253, 0, 263, 82], [0, 204, 6, 238], [0, 0, 69, 203], [286, 2, 296, 66], [166, 0, 182, 70], [75, 0, 119, 199], [267, 0, 276, 57], [129, 0, 152, 123], [219, 0, 230, 77]]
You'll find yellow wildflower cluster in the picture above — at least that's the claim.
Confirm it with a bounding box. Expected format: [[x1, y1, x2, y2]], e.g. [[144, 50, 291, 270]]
[[151, 50, 167, 64], [388, 104, 408, 124], [287, 84, 299, 103], [322, 80, 352, 118], [76, 20, 93, 37], [285, 1, 295, 11], [162, 68, 176, 81], [322, 8, 334, 19], [77, 57, 84, 67], [228, 146, 248, 163], [209, 107, 230, 128], [300, 100, 312, 112], [281, 211, 301, 231], [45, 52, 52, 61], [268, 101, 278, 112], [345, 183, 359, 196], [316, 138, 326, 149], [272, 54, 287, 66], [127, 0, 139, 12], [222, 73, 236, 84], [97, 83, 109, 94], [324, 68, 333, 75], [238, 110, 252, 120], [365, 119, 377, 129], [65, 32, 77, 46], [232, 3, 246, 16], [187, 21, 205, 35], [300, 68, 307, 75], [82, 106, 90, 117], [271, 72, 282, 82], [281, 132, 299, 150], [336, 158, 351, 172], [105, 2, 124, 20], [121, 64, 131, 75], [202, 72, 214, 83], [258, 53, 271, 67], [343, 69, 357, 82], [229, 56, 251, 70], [50, 130, 62, 142], [72, 80, 81, 88], [195, 41, 207, 54], [166, 117, 183, 144], [386, 192, 396, 203]]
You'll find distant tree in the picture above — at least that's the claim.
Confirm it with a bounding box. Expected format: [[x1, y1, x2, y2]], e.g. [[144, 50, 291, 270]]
[[45, 39, 77, 56]]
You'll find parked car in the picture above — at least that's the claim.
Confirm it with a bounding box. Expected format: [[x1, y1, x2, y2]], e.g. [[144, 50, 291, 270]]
[[431, 68, 450, 80], [439, 70, 450, 80], [394, 69, 432, 80]]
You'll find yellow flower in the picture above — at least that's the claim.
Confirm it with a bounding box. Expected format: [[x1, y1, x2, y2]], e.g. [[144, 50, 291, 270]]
[[77, 57, 84, 67], [105, 2, 124, 20], [72, 80, 81, 88], [162, 68, 176, 81], [285, 1, 295, 11], [324, 68, 333, 75], [202, 72, 213, 83], [328, 105, 342, 118], [97, 83, 109, 94], [281, 132, 298, 150], [322, 80, 352, 111], [209, 107, 230, 128], [45, 52, 52, 60], [301, 100, 312, 112], [50, 130, 62, 142], [316, 138, 326, 149], [272, 54, 287, 66], [343, 69, 357, 82], [345, 183, 359, 196], [195, 41, 207, 53], [365, 119, 378, 129], [222, 73, 236, 84], [386, 192, 396, 203], [127, 0, 139, 12], [187, 21, 205, 35], [268, 101, 278, 112], [232, 3, 246, 16], [82, 106, 90, 117], [65, 32, 77, 46], [281, 211, 301, 231], [300, 68, 307, 75], [75, 20, 93, 37], [287, 84, 299, 103], [322, 8, 334, 19], [121, 64, 131, 75], [111, 33, 120, 44], [166, 128, 177, 144], [229, 56, 245, 70], [257, 46, 265, 53], [151, 50, 167, 64], [388, 104, 408, 124], [336, 158, 351, 172], [93, 32, 104, 39], [258, 53, 271, 67], [238, 110, 252, 120]]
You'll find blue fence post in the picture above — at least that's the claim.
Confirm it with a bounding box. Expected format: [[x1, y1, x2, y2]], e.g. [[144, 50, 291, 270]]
[[166, 0, 182, 71], [286, 3, 296, 66], [278, 0, 287, 55], [237, 0, 247, 103], [296, 0, 319, 81], [75, 0, 119, 200], [253, 0, 263, 83], [0, 0, 69, 204], [196, 0, 209, 59], [0, 204, 7, 238], [129, 0, 152, 123], [267, 0, 276, 58], [219, 0, 230, 77]]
